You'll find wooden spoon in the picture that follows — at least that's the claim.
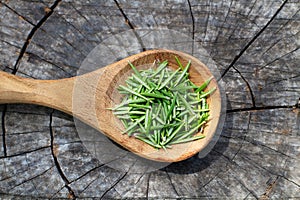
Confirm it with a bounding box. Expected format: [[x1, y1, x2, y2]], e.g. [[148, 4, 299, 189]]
[[0, 49, 221, 162]]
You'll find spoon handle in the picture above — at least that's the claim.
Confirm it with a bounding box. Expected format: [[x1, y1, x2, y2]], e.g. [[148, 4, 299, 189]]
[[0, 71, 74, 114]]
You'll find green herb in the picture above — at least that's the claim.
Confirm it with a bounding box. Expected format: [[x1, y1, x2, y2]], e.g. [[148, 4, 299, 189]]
[[111, 58, 215, 149]]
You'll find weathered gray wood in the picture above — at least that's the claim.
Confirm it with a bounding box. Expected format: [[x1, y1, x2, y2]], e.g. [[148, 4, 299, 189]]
[[0, 106, 4, 158], [0, 0, 299, 199]]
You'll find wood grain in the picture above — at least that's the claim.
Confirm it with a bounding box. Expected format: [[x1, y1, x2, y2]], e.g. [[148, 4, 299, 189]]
[[0, 0, 299, 199]]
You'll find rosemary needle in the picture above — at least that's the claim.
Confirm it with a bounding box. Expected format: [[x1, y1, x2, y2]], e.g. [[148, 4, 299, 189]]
[[111, 58, 215, 149]]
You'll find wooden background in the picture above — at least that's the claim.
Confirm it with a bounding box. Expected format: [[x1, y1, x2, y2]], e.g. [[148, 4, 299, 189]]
[[0, 0, 299, 199]]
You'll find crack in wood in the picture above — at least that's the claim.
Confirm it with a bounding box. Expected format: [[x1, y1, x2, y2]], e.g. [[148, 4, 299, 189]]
[[267, 73, 300, 85], [213, 150, 264, 199], [113, 0, 146, 52], [76, 174, 101, 196], [0, 1, 299, 198], [221, 0, 288, 78], [260, 37, 285, 58], [98, 158, 142, 199], [65, 185, 76, 199], [0, 146, 50, 159], [233, 175, 259, 200], [246, 0, 258, 24], [0, 39, 22, 49], [1, 2, 35, 27], [53, 11, 87, 41], [134, 172, 146, 186], [49, 110, 76, 199], [68, 2, 92, 27], [248, 140, 293, 159], [113, 0, 134, 29], [99, 172, 128, 199], [212, 149, 249, 174], [67, 2, 107, 45], [258, 47, 299, 72], [240, 153, 300, 188], [0, 193, 44, 199], [0, 151, 51, 183], [146, 172, 151, 200], [259, 176, 279, 200], [8, 166, 54, 191], [273, 8, 300, 36], [5, 130, 48, 136], [187, 0, 195, 54], [1, 66, 37, 79], [45, 12, 92, 58], [201, 170, 222, 190], [92, 7, 120, 42], [1, 105, 7, 157], [25, 52, 73, 77], [281, 176, 300, 188], [220, 134, 293, 159], [49, 185, 67, 199], [214, 0, 233, 44], [227, 10, 260, 42], [227, 104, 296, 113], [243, 192, 253, 200], [54, 32, 88, 58], [11, 0, 62, 75], [232, 66, 256, 107], [69, 164, 104, 184], [215, 136, 298, 195], [230, 112, 252, 161], [203, 2, 210, 41], [165, 170, 179, 197]]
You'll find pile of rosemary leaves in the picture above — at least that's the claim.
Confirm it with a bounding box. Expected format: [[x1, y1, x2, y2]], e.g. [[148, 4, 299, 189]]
[[110, 57, 215, 149]]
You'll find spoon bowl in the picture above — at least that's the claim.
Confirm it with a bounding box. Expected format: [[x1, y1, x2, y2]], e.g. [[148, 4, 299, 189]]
[[0, 49, 222, 162]]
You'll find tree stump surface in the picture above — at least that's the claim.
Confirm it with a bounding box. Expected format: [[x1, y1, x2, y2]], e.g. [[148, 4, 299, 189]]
[[0, 0, 299, 199]]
